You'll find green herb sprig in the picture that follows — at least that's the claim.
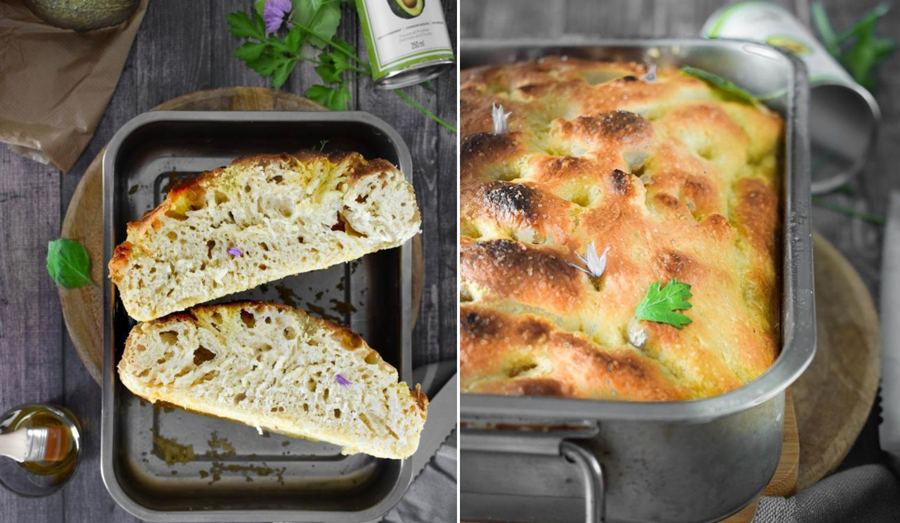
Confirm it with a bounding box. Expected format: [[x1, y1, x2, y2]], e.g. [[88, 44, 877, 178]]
[[47, 239, 98, 289], [226, 0, 456, 132], [812, 2, 896, 90], [635, 278, 693, 329], [812, 195, 886, 225]]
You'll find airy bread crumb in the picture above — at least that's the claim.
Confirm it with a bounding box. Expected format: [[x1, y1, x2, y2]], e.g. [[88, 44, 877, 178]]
[[118, 302, 428, 459], [109, 152, 421, 321]]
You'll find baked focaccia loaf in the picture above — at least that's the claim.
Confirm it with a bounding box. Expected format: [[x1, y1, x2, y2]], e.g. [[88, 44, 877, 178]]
[[460, 58, 783, 401], [109, 152, 420, 321], [119, 302, 428, 459]]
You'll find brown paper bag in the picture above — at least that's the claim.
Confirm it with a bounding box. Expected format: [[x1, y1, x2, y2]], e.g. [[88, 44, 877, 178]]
[[0, 0, 147, 172]]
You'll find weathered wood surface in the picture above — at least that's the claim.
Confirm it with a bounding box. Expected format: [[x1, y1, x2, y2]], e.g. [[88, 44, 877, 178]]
[[461, 0, 897, 489], [0, 0, 456, 520]]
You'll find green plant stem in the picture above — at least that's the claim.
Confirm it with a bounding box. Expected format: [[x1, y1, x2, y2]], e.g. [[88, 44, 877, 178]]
[[393, 90, 457, 132], [294, 24, 368, 66], [811, 196, 886, 225]]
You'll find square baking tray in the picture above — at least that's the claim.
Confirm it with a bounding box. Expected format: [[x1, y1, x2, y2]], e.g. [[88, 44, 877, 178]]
[[101, 111, 414, 522]]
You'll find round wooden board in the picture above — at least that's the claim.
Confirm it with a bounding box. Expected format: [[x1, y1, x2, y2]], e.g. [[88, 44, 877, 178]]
[[58, 86, 425, 385], [792, 233, 882, 490]]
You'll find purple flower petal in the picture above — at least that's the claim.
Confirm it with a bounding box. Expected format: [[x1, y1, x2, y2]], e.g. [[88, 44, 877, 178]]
[[227, 247, 242, 256], [263, 0, 291, 35], [335, 374, 353, 387]]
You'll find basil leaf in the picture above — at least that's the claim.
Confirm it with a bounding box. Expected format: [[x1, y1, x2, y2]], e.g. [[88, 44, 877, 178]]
[[305, 84, 351, 111], [47, 239, 97, 289], [293, 0, 342, 49]]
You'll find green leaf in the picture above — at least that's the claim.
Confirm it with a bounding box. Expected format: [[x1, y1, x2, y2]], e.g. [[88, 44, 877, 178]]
[[233, 42, 268, 62], [293, 0, 342, 49], [812, 2, 840, 57], [314, 52, 352, 83], [46, 239, 97, 289], [255, 0, 267, 17], [285, 26, 302, 53], [247, 51, 285, 77], [226, 12, 261, 39], [251, 7, 266, 36], [305, 83, 351, 111], [838, 8, 895, 90], [836, 3, 891, 43], [272, 58, 298, 88], [635, 278, 693, 329], [681, 66, 758, 104]]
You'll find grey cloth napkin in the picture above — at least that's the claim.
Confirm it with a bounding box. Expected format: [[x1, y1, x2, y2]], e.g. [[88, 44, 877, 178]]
[[382, 429, 458, 523], [381, 361, 458, 523], [754, 464, 900, 522]]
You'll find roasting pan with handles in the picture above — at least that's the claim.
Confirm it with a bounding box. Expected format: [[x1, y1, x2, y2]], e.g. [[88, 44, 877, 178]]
[[459, 39, 816, 523]]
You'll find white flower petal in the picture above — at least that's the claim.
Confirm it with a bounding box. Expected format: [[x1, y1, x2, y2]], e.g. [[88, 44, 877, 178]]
[[571, 242, 610, 279], [492, 103, 512, 135], [642, 64, 657, 83]]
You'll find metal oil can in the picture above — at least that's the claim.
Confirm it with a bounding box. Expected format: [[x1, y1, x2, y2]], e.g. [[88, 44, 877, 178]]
[[356, 0, 455, 89]]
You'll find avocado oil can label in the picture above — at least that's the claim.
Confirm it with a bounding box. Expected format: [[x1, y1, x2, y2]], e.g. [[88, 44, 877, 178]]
[[356, 0, 455, 89]]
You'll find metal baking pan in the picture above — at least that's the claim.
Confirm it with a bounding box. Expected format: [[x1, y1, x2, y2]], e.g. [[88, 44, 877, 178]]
[[459, 39, 815, 523], [101, 111, 414, 522]]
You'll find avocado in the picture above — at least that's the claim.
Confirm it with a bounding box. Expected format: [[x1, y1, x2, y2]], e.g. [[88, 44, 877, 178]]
[[388, 0, 424, 19], [23, 0, 140, 31]]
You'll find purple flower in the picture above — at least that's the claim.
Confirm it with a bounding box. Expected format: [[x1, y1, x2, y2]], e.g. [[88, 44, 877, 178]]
[[335, 374, 353, 387], [263, 0, 292, 35], [227, 247, 242, 256]]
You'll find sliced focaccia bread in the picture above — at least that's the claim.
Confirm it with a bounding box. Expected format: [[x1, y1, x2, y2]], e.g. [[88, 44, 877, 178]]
[[118, 302, 428, 459], [109, 152, 420, 321]]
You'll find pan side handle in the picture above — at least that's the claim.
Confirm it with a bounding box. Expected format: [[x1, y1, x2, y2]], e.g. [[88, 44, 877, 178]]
[[461, 424, 606, 523]]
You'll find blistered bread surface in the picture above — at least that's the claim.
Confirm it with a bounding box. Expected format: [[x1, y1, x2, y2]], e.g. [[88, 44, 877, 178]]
[[460, 57, 783, 401]]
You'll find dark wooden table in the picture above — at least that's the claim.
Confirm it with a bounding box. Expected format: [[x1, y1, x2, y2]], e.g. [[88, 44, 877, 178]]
[[461, 0, 898, 493], [0, 0, 457, 521]]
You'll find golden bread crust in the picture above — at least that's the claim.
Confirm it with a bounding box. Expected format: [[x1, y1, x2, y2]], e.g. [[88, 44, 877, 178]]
[[460, 57, 783, 401]]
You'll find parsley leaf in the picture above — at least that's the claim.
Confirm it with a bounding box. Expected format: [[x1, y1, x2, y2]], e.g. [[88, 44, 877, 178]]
[[233, 42, 268, 62], [47, 239, 98, 289], [305, 84, 352, 111], [635, 278, 693, 329], [315, 52, 353, 83], [226, 11, 264, 39]]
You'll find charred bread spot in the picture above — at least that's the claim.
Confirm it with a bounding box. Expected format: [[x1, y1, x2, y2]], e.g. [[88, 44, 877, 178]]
[[609, 169, 631, 195], [460, 239, 582, 309], [561, 110, 651, 142], [349, 157, 397, 182], [461, 307, 503, 340], [482, 181, 539, 222]]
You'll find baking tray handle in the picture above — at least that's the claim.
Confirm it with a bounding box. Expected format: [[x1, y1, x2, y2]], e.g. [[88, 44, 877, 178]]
[[461, 424, 606, 523], [560, 440, 605, 523]]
